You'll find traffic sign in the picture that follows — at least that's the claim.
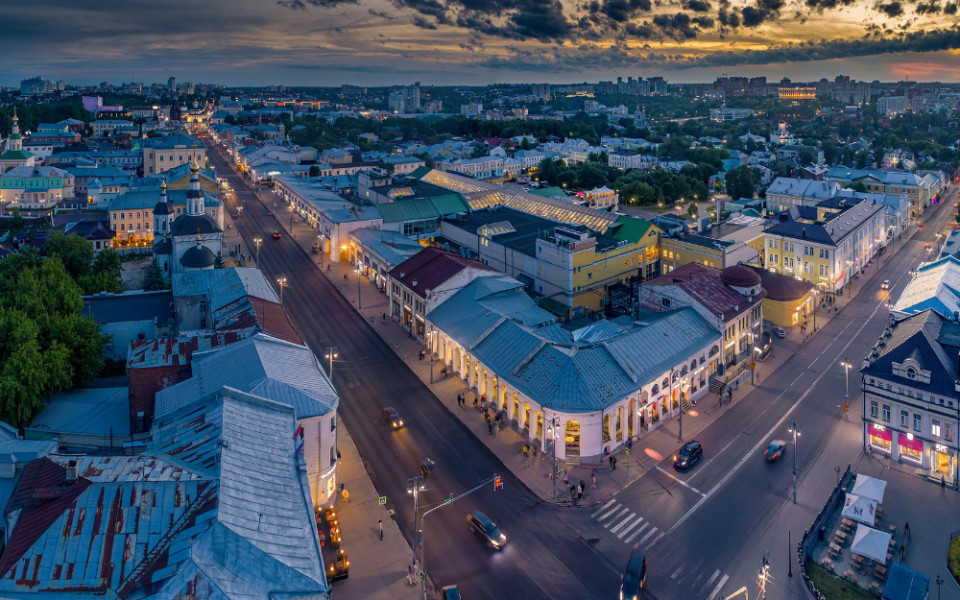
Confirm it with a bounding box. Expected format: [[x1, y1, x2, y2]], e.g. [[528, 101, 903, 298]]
[[379, 496, 386, 505], [419, 571, 426, 582], [625, 447, 631, 456]]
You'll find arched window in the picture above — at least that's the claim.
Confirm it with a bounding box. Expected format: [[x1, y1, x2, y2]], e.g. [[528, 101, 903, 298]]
[[662, 377, 669, 388], [681, 366, 689, 376], [709, 345, 720, 357], [651, 384, 659, 395], [906, 367, 917, 380], [690, 360, 697, 370]]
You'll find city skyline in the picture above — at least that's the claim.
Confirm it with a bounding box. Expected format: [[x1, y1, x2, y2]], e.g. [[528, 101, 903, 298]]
[[3, 0, 960, 88]]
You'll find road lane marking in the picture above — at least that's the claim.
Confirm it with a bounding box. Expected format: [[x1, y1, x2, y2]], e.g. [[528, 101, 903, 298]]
[[598, 504, 626, 523], [655, 466, 706, 496], [639, 527, 659, 545], [705, 570, 720, 588], [591, 499, 616, 517], [790, 373, 804, 386], [810, 356, 819, 367], [707, 574, 730, 600], [624, 522, 649, 543], [617, 517, 642, 539], [657, 295, 887, 543], [609, 513, 636, 534], [650, 531, 665, 547], [671, 567, 683, 580]]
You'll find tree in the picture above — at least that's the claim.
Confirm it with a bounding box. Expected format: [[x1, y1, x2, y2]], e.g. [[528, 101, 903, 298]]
[[725, 165, 755, 201], [309, 165, 321, 177], [850, 182, 867, 193], [143, 257, 168, 291], [0, 250, 106, 426], [44, 231, 93, 281], [214, 251, 225, 269]]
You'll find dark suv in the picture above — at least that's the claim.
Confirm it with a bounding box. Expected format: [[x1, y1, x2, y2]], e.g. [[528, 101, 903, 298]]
[[674, 440, 703, 470], [467, 511, 507, 550]]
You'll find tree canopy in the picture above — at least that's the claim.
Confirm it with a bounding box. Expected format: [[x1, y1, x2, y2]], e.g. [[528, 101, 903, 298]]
[[0, 250, 106, 427], [44, 232, 124, 294]]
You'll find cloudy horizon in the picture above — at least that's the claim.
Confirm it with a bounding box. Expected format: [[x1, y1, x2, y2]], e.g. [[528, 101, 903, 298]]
[[2, 0, 959, 87]]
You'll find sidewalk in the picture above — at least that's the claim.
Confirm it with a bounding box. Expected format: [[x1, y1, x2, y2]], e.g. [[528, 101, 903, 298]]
[[329, 425, 424, 600]]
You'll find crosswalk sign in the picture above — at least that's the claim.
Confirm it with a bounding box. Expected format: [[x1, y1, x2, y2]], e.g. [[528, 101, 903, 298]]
[[379, 496, 386, 505]]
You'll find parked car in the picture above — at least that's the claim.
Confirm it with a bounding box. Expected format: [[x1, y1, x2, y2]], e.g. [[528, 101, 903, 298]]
[[773, 327, 786, 338], [764, 440, 786, 462], [620, 550, 647, 600], [467, 511, 507, 550], [382, 407, 404, 429], [881, 280, 890, 290], [673, 440, 703, 470]]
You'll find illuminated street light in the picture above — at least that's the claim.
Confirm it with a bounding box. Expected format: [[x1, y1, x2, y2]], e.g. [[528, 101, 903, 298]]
[[253, 236, 262, 266], [277, 276, 288, 305]]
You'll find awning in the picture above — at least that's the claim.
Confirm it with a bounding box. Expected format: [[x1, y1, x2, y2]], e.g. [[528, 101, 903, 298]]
[[898, 433, 923, 453], [851, 474, 887, 504], [868, 423, 892, 441], [851, 524, 891, 562], [842, 492, 878, 525]]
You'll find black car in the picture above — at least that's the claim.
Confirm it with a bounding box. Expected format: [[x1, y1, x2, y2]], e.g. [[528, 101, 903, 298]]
[[272, 231, 282, 239], [674, 440, 703, 470], [467, 511, 507, 550], [620, 550, 647, 600], [382, 407, 403, 429]]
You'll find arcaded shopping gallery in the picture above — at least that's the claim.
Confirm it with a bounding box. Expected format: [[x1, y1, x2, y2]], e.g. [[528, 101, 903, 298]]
[[426, 275, 723, 463]]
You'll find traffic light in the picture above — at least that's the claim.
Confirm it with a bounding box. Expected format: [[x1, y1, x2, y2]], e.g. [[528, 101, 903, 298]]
[[494, 475, 503, 490]]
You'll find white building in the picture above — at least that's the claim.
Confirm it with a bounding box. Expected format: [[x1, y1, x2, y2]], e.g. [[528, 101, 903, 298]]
[[860, 309, 959, 486]]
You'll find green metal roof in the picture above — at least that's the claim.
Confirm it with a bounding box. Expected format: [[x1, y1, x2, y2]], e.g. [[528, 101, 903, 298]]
[[0, 150, 34, 161], [376, 198, 440, 223], [606, 215, 657, 244], [429, 193, 469, 216], [410, 166, 432, 179], [528, 186, 566, 199]]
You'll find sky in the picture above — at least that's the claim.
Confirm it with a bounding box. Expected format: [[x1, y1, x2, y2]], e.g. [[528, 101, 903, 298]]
[[2, 0, 960, 87]]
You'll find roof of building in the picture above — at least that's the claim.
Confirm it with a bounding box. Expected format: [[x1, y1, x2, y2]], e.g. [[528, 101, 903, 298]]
[[0, 390, 328, 599], [389, 246, 495, 297], [764, 199, 884, 246], [0, 165, 69, 180], [824, 166, 923, 187], [642, 263, 761, 320], [606, 215, 658, 244], [61, 220, 115, 241], [83, 290, 174, 325], [893, 255, 960, 318], [110, 189, 222, 212], [154, 236, 173, 254], [766, 177, 842, 200], [180, 244, 217, 268], [745, 265, 814, 302], [142, 133, 204, 149], [326, 205, 382, 224], [155, 334, 338, 420], [26, 387, 130, 438], [349, 228, 424, 268], [170, 213, 221, 236], [861, 308, 959, 397]]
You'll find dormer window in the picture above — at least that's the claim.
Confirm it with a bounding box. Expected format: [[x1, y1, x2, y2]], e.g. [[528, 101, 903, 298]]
[[905, 367, 917, 380]]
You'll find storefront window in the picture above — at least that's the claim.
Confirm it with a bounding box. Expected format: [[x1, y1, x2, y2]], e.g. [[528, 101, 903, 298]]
[[901, 443, 922, 464], [602, 415, 611, 444]]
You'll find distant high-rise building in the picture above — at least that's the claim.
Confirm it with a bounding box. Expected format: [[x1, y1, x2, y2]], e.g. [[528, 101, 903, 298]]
[[648, 77, 668, 95], [20, 76, 55, 96], [168, 76, 177, 92], [388, 82, 421, 113], [531, 83, 551, 101]]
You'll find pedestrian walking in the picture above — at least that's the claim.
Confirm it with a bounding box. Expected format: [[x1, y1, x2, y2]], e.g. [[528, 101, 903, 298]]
[[382, 312, 386, 321], [570, 486, 577, 503], [407, 563, 415, 585], [341, 487, 349, 503], [577, 481, 584, 500], [473, 395, 478, 408], [942, 475, 947, 490], [522, 444, 529, 457], [609, 455, 617, 470], [488, 421, 494, 435], [378, 519, 383, 541], [591, 473, 596, 490]]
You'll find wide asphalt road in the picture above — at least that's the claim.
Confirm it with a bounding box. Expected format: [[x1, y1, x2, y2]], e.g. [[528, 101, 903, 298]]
[[577, 187, 956, 599], [206, 144, 619, 600]]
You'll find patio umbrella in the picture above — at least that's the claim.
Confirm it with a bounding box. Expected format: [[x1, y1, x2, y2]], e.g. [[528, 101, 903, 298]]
[[841, 493, 878, 525], [851, 524, 891, 562], [851, 474, 887, 504]]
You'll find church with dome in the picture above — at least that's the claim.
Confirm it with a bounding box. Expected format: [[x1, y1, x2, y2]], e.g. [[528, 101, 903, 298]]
[[0, 108, 36, 173], [152, 160, 222, 276]]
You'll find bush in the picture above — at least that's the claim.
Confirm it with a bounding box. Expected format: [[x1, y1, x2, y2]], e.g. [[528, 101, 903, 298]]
[[949, 535, 960, 580], [804, 559, 879, 600]]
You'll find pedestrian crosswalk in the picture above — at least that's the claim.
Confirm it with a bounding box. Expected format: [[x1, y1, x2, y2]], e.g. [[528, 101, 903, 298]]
[[590, 499, 665, 549], [591, 499, 731, 600]]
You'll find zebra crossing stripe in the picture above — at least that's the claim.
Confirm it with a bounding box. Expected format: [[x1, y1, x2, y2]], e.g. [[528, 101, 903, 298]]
[[639, 527, 658, 545], [617, 517, 642, 539], [591, 499, 617, 518], [599, 506, 629, 524], [609, 513, 635, 534], [624, 522, 649, 543], [705, 570, 720, 588], [707, 574, 730, 600]]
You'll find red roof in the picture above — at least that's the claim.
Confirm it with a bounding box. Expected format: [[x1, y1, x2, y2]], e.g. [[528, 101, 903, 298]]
[[388, 246, 493, 299], [642, 263, 761, 321]]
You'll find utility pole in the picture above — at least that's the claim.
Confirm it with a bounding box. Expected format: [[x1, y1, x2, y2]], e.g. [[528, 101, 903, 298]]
[[548, 416, 559, 501], [356, 267, 362, 309], [840, 358, 852, 419], [407, 475, 426, 572]]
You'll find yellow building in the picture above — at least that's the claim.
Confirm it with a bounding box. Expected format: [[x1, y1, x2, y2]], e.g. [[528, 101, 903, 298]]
[[763, 198, 885, 294], [142, 134, 207, 175], [744, 265, 816, 328]]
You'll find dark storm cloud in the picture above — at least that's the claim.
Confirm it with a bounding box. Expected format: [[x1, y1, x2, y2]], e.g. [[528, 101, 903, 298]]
[[946, 1, 959, 13], [505, 0, 573, 40], [878, 1, 904, 15], [915, 1, 939, 14], [391, 0, 451, 23], [412, 15, 439, 27], [278, 0, 358, 8], [684, 0, 712, 11], [593, 0, 654, 22]]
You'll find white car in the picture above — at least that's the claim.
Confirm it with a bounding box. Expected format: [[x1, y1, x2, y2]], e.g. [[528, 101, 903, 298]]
[[881, 280, 890, 290], [773, 327, 786, 338]]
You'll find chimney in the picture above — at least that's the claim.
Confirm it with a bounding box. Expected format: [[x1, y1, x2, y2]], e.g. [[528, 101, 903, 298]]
[[65, 460, 78, 482]]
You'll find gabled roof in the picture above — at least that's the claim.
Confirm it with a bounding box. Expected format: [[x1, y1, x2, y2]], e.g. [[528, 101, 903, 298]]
[[389, 246, 494, 297], [861, 308, 959, 397], [0, 390, 328, 599], [893, 255, 960, 319], [643, 263, 759, 319], [155, 334, 338, 420]]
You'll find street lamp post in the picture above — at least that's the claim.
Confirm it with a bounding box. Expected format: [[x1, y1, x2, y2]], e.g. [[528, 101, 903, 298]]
[[936, 574, 943, 600], [253, 236, 262, 266], [355, 267, 362, 309], [324, 347, 338, 379], [840, 358, 852, 419], [407, 475, 426, 576], [790, 421, 801, 503], [277, 276, 287, 305], [547, 416, 559, 501]]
